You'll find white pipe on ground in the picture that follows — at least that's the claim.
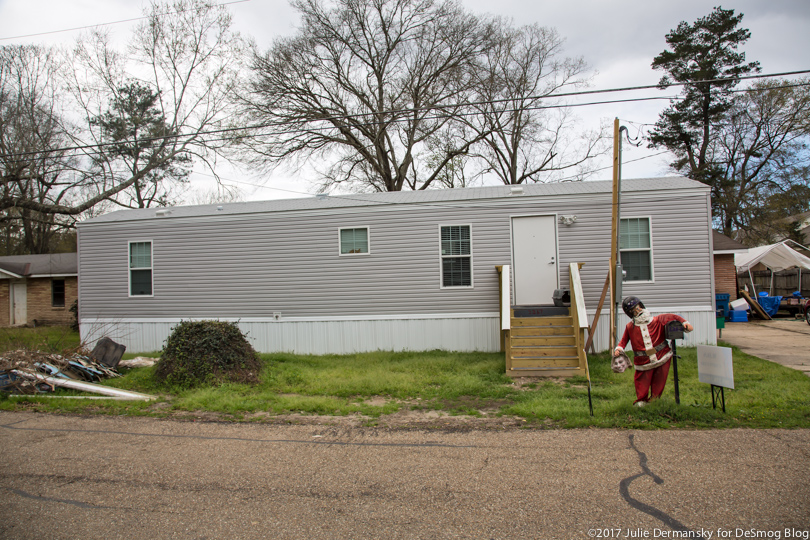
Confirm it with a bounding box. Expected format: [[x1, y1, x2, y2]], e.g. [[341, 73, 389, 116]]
[[11, 370, 157, 401]]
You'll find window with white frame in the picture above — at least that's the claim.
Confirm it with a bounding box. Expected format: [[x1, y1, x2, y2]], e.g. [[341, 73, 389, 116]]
[[620, 217, 653, 281], [440, 225, 472, 287], [129, 241, 153, 296], [339, 227, 369, 255]]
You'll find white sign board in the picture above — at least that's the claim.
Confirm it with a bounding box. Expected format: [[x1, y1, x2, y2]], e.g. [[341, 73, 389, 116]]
[[697, 345, 734, 389]]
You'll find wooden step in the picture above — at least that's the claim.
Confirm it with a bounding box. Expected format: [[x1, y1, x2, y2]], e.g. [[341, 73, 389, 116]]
[[510, 326, 574, 337], [511, 346, 578, 358], [511, 316, 573, 327], [511, 336, 576, 347], [510, 357, 581, 369], [507, 366, 582, 377]]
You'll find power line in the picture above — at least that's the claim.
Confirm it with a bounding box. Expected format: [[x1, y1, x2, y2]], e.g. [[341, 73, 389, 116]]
[[618, 81, 810, 128], [0, 0, 251, 42], [5, 72, 808, 163], [555, 152, 671, 182]]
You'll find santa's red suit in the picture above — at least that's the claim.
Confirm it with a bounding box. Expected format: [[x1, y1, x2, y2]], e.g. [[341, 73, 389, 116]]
[[617, 313, 688, 403]]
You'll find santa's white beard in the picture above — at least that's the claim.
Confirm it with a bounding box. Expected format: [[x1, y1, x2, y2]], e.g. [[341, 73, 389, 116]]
[[634, 309, 653, 325]]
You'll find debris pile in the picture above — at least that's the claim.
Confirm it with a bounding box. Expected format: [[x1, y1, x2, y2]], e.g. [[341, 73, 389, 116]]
[[0, 349, 120, 395]]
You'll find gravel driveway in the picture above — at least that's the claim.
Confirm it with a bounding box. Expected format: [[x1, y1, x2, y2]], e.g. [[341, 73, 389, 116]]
[[720, 317, 810, 375]]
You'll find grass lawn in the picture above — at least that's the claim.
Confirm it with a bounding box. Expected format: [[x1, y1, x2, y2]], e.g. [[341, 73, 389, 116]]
[[0, 326, 81, 353], [2, 330, 809, 429]]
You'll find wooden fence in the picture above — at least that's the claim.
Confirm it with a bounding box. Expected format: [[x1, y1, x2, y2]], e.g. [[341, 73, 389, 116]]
[[737, 268, 810, 298]]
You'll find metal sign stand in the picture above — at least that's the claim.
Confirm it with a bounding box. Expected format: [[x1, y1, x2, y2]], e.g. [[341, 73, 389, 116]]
[[697, 345, 733, 414], [711, 384, 726, 413], [670, 338, 681, 405], [665, 321, 684, 405]]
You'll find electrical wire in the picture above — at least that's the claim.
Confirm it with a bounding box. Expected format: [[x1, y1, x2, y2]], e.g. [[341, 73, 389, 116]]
[[4, 73, 809, 164], [0, 0, 252, 42]]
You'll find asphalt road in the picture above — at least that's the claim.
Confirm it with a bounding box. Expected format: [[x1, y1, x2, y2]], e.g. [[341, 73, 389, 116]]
[[1, 412, 809, 540]]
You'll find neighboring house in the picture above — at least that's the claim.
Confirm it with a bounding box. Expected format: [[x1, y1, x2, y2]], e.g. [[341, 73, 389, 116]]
[[77, 177, 717, 354], [712, 231, 748, 300], [0, 253, 78, 327]]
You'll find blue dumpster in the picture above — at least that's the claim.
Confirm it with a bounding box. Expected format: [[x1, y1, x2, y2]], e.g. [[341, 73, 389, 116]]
[[715, 293, 730, 319]]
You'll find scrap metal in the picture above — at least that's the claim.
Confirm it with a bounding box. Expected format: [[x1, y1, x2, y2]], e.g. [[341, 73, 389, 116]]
[[0, 349, 156, 400]]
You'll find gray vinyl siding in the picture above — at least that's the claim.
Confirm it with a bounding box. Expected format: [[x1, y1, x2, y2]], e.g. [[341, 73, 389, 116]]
[[557, 190, 713, 309], [77, 179, 713, 321]]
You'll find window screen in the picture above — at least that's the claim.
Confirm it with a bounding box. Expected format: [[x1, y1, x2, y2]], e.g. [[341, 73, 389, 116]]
[[440, 225, 472, 287], [130, 242, 153, 296], [620, 218, 652, 281]]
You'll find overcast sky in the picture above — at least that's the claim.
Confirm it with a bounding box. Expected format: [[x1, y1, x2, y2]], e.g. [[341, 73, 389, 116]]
[[1, 0, 808, 202]]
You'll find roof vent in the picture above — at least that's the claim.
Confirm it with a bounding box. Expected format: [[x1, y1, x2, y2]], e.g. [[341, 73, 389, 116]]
[[510, 186, 523, 195], [155, 209, 171, 217]]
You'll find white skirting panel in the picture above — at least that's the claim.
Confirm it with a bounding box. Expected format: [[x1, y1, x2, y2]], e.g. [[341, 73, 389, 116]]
[[80, 309, 716, 355], [79, 316, 502, 355], [585, 308, 718, 353]]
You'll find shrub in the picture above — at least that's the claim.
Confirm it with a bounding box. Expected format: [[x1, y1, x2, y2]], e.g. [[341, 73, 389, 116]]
[[155, 320, 261, 389]]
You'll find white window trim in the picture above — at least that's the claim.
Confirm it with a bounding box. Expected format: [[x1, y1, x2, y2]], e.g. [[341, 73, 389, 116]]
[[438, 223, 474, 289], [128, 240, 154, 298], [620, 216, 655, 284], [338, 226, 371, 256]]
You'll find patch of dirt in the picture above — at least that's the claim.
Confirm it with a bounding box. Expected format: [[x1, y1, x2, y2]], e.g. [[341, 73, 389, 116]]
[[509, 376, 568, 390], [160, 406, 530, 431], [148, 402, 171, 411], [362, 396, 388, 406]]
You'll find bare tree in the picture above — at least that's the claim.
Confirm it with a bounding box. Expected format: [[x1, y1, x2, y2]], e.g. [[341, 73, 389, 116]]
[[710, 79, 810, 238], [90, 81, 192, 209], [71, 0, 245, 211], [184, 184, 245, 206], [468, 22, 607, 184], [240, 0, 492, 192], [0, 45, 78, 254], [1, 0, 244, 221]]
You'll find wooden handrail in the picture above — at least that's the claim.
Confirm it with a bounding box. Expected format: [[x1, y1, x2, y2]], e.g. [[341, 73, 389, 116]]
[[495, 265, 511, 359], [569, 263, 590, 378], [569, 263, 588, 329], [495, 265, 511, 331]]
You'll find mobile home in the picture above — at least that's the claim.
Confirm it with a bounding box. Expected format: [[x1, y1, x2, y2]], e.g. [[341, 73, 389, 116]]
[[77, 177, 717, 359]]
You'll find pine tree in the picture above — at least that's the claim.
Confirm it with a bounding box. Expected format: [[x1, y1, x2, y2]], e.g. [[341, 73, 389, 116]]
[[648, 7, 760, 186]]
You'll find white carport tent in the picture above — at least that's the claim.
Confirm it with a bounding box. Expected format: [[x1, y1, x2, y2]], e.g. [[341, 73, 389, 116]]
[[735, 240, 810, 296]]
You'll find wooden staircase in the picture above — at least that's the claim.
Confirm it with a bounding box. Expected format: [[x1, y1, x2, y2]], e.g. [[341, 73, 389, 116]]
[[497, 263, 590, 379], [507, 310, 582, 376]]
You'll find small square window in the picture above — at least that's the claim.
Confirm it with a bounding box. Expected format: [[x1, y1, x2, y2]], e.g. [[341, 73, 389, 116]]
[[340, 228, 369, 255], [52, 279, 65, 307]]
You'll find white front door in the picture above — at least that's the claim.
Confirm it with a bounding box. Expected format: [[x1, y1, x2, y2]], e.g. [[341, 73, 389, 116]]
[[511, 215, 558, 305], [11, 281, 27, 325]]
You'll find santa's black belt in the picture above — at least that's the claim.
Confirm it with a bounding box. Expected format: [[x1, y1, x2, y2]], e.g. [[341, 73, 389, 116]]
[[633, 341, 668, 360]]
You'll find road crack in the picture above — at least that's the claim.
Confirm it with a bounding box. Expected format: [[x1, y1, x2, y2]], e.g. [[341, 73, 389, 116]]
[[620, 433, 704, 539]]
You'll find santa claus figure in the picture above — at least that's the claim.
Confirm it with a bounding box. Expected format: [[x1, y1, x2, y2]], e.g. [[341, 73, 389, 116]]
[[613, 296, 693, 406]]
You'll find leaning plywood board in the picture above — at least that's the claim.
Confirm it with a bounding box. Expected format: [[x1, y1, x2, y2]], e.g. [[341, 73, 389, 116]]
[[738, 289, 771, 321]]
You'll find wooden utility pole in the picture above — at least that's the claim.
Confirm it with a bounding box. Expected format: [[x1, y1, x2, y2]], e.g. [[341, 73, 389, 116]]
[[609, 118, 620, 351]]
